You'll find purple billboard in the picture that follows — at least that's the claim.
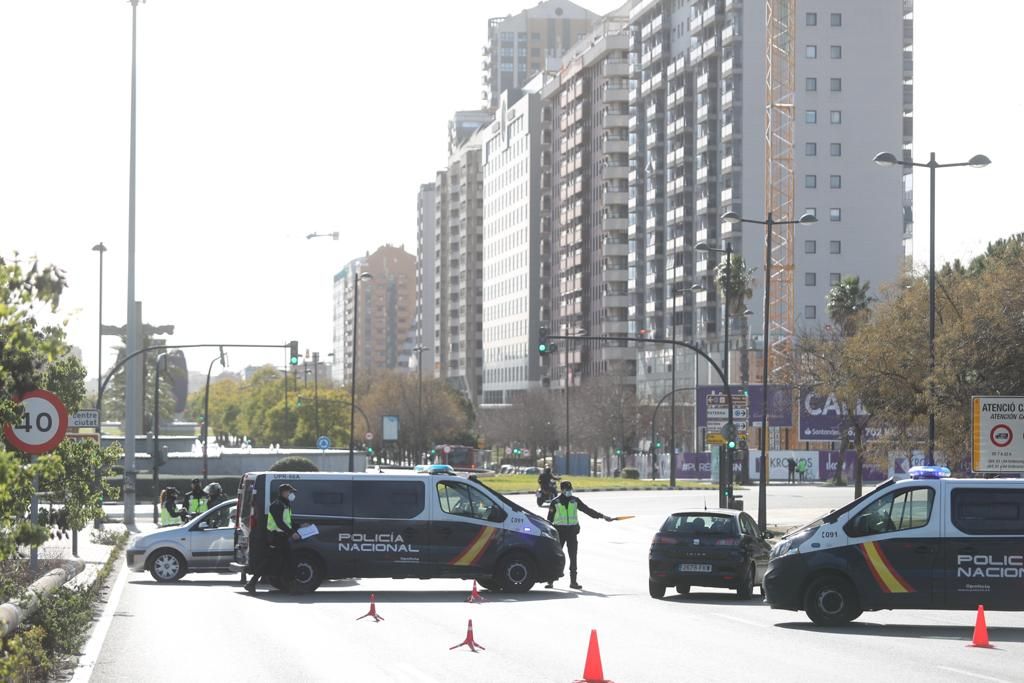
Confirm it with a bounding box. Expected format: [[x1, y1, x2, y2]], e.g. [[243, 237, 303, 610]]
[[798, 388, 878, 442], [697, 385, 792, 428]]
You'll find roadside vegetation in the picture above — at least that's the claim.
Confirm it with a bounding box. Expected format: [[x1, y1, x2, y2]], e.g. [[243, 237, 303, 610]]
[[482, 474, 715, 494]]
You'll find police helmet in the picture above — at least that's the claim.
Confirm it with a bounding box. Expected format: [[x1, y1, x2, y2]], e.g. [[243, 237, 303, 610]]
[[204, 482, 223, 496]]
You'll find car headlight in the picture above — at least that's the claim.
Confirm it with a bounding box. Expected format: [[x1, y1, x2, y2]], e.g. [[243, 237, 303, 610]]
[[771, 539, 796, 559]]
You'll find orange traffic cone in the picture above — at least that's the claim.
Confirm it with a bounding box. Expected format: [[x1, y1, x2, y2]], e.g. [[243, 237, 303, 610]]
[[467, 580, 486, 603], [969, 604, 992, 648], [573, 629, 613, 683], [449, 619, 485, 652], [357, 593, 384, 622]]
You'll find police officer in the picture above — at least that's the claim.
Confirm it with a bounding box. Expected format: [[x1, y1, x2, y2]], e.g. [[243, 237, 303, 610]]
[[158, 487, 188, 526], [545, 480, 612, 590], [204, 482, 228, 508], [244, 483, 299, 593], [184, 478, 209, 518]]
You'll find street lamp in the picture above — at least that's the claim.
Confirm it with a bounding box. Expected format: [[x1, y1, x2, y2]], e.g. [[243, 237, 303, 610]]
[[873, 151, 990, 466], [721, 209, 818, 531], [349, 272, 372, 471], [91, 243, 107, 435], [202, 348, 226, 480], [413, 344, 427, 465]]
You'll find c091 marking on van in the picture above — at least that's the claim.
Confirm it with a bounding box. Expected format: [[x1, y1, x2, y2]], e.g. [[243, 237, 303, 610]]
[[338, 532, 419, 554]]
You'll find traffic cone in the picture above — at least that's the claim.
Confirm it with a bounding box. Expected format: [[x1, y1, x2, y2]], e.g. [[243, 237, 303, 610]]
[[969, 605, 992, 648], [573, 629, 613, 683], [357, 593, 384, 622], [449, 619, 485, 652], [466, 580, 486, 603]]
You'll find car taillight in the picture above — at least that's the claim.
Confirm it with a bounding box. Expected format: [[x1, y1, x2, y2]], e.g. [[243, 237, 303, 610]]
[[714, 537, 739, 546], [653, 534, 679, 545]]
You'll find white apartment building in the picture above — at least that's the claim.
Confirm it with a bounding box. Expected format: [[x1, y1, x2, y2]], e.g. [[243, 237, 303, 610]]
[[415, 182, 437, 373]]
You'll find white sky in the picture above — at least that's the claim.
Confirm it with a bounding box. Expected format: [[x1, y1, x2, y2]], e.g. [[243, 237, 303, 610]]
[[1, 0, 1019, 384]]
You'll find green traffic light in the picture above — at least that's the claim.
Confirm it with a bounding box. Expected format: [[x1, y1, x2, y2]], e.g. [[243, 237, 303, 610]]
[[727, 440, 737, 449], [538, 343, 548, 353]]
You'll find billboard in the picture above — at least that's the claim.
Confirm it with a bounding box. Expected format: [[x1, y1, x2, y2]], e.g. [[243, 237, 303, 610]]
[[797, 388, 879, 442]]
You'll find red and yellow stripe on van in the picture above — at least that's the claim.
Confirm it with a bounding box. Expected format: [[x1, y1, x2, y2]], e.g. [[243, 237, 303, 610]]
[[859, 541, 914, 593], [451, 526, 499, 566]]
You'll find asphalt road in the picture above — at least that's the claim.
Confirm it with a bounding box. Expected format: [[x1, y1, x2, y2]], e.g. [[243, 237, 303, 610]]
[[83, 486, 1024, 682]]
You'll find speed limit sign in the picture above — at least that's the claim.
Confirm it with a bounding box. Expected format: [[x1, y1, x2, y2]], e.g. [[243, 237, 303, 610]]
[[3, 389, 68, 455]]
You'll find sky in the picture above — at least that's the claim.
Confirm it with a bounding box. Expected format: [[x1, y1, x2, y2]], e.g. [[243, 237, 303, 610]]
[[0, 0, 1020, 387]]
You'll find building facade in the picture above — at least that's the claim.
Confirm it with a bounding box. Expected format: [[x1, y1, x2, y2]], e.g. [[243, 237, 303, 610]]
[[415, 183, 437, 373], [483, 0, 601, 111]]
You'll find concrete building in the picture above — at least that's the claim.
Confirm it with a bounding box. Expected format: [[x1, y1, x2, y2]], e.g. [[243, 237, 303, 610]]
[[333, 245, 417, 384], [434, 114, 491, 404], [483, 0, 601, 111], [627, 0, 913, 413], [480, 75, 552, 405], [415, 183, 437, 373], [541, 6, 635, 395]]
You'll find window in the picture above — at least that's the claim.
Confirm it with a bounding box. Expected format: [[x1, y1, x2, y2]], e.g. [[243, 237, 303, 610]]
[[804, 207, 818, 217], [805, 142, 817, 156], [830, 110, 842, 124], [952, 488, 1024, 535], [805, 110, 817, 124], [829, 208, 841, 221], [804, 240, 817, 254], [831, 45, 842, 59], [830, 142, 842, 156], [805, 174, 817, 188], [830, 175, 842, 189], [830, 272, 842, 286], [805, 77, 817, 91], [805, 272, 817, 286], [830, 78, 842, 92], [830, 240, 842, 254], [805, 305, 817, 319], [831, 12, 842, 27], [436, 481, 499, 522], [806, 12, 817, 26], [847, 488, 935, 537], [805, 45, 817, 59], [352, 481, 424, 519], [272, 478, 352, 517], [530, 47, 540, 57]]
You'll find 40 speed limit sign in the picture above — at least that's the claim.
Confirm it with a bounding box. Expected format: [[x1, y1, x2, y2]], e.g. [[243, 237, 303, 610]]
[[3, 389, 69, 455]]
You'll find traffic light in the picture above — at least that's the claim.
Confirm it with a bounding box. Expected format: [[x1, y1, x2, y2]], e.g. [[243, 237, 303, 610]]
[[727, 438, 737, 450], [655, 441, 662, 449], [288, 340, 300, 365], [538, 326, 550, 355]]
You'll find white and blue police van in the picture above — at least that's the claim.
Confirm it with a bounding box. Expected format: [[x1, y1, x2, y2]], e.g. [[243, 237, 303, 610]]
[[764, 467, 1024, 625], [232, 470, 564, 593]]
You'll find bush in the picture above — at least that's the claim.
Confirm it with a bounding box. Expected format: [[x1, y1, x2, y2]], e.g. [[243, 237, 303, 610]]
[[270, 456, 318, 472], [621, 468, 640, 480], [0, 625, 49, 681]]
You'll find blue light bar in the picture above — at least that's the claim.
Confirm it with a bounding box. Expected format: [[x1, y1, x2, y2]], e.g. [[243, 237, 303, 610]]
[[908, 465, 951, 480]]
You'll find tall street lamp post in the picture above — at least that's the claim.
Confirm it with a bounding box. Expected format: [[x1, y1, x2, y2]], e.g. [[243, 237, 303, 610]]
[[413, 344, 427, 464], [92, 243, 107, 435], [202, 348, 226, 480], [349, 272, 372, 471], [872, 151, 990, 466], [721, 210, 818, 531]]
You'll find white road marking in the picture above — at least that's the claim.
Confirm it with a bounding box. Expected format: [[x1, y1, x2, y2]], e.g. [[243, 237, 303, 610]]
[[936, 666, 1011, 683], [70, 560, 130, 683], [712, 612, 765, 628]]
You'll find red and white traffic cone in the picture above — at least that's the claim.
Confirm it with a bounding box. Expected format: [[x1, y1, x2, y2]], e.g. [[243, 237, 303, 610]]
[[466, 579, 486, 603], [449, 619, 485, 652], [357, 593, 384, 622], [969, 604, 992, 648], [573, 629, 613, 682]]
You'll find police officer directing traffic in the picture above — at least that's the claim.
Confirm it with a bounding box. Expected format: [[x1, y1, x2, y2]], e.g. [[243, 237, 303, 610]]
[[545, 480, 613, 590], [244, 483, 299, 594], [184, 478, 209, 518]]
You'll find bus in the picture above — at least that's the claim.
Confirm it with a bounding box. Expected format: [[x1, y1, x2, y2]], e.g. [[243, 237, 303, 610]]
[[432, 445, 485, 470]]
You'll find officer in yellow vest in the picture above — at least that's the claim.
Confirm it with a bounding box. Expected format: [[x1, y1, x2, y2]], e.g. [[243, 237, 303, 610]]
[[244, 483, 299, 593], [545, 480, 613, 590], [158, 487, 187, 526], [185, 478, 209, 518]]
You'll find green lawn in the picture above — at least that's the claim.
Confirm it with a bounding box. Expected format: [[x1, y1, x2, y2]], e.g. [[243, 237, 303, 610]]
[[478, 474, 715, 494]]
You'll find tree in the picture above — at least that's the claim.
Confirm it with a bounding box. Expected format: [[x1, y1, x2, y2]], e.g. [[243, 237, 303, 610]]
[[102, 334, 184, 433], [826, 276, 873, 336], [575, 375, 640, 474], [714, 255, 755, 387]]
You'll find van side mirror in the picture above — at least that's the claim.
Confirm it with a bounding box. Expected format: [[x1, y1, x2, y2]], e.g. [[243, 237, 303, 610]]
[[488, 507, 507, 523]]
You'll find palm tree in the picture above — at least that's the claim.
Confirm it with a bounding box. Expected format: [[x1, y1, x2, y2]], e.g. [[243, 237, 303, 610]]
[[826, 276, 872, 336], [713, 255, 755, 386]]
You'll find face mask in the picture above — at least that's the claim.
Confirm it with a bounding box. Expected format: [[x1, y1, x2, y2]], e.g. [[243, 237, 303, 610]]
[[564, 490, 573, 498], [287, 493, 296, 503]]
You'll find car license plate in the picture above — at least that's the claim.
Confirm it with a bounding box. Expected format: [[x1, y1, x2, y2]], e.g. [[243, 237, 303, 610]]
[[679, 563, 712, 573]]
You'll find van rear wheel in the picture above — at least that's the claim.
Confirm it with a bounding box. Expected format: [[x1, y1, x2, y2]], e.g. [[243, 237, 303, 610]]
[[496, 553, 536, 593], [804, 575, 861, 626], [288, 553, 324, 594]]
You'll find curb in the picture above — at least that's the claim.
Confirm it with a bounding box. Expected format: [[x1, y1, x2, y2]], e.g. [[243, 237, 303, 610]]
[[0, 559, 86, 638]]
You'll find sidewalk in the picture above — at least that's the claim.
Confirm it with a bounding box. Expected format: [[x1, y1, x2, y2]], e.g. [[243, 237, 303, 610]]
[[33, 519, 156, 590]]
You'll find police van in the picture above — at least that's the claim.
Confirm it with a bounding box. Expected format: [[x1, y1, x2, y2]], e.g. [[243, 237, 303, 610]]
[[764, 467, 1024, 625], [233, 470, 565, 593]]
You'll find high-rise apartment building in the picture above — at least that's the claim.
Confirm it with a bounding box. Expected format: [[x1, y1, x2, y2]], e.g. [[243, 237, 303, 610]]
[[434, 114, 490, 404], [628, 0, 913, 408], [542, 6, 635, 394], [333, 244, 417, 384], [483, 0, 600, 111], [481, 76, 552, 405], [415, 183, 437, 373]]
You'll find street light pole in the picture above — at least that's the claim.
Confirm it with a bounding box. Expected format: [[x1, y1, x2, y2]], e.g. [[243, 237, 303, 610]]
[[313, 351, 320, 440], [349, 272, 372, 471], [873, 150, 990, 466], [92, 243, 106, 433], [721, 210, 818, 531], [414, 344, 426, 464], [202, 348, 225, 480]]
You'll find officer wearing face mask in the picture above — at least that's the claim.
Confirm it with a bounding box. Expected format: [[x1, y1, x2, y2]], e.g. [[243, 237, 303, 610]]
[[545, 480, 612, 590], [245, 484, 299, 594]]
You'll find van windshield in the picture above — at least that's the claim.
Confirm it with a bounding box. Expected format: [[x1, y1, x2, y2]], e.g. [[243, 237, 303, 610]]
[[820, 477, 897, 525], [472, 478, 530, 515]]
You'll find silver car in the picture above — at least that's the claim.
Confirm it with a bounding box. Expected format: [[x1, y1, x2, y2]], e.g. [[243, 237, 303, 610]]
[[126, 500, 237, 582]]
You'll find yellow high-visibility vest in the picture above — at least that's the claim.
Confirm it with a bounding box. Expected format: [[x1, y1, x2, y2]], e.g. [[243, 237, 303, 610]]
[[188, 496, 208, 514], [266, 506, 292, 532], [552, 501, 579, 526], [159, 505, 178, 526]]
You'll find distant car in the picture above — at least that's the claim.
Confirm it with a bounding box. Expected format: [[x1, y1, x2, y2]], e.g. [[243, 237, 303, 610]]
[[648, 509, 772, 600], [126, 500, 237, 582], [523, 467, 541, 475]]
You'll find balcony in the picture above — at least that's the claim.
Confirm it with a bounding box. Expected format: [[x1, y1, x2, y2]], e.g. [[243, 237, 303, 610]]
[[696, 196, 709, 212], [720, 186, 734, 203], [696, 72, 709, 90], [696, 103, 709, 121], [722, 89, 734, 108], [604, 190, 629, 205], [696, 134, 709, 152], [666, 175, 687, 195], [722, 57, 740, 77], [696, 165, 709, 181], [721, 121, 734, 140], [640, 42, 663, 68], [602, 85, 630, 103], [603, 243, 629, 258], [602, 216, 629, 231], [601, 165, 630, 180], [604, 112, 629, 129], [667, 146, 686, 167], [602, 138, 629, 155], [667, 205, 687, 224], [602, 60, 630, 78], [721, 155, 738, 172], [722, 24, 738, 45]]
